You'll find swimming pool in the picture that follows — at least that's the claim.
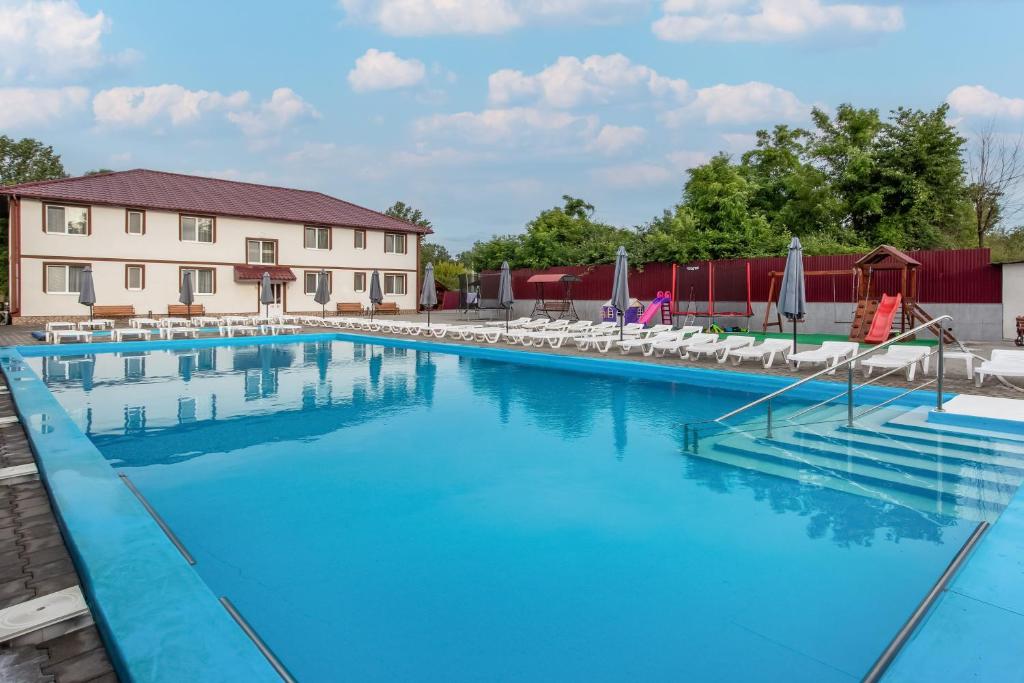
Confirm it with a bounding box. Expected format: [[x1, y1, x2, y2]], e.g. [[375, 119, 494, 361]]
[[14, 335, 1021, 681]]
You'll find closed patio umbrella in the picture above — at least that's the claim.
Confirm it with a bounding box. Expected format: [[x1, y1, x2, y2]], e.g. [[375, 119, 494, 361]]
[[611, 246, 630, 340], [498, 260, 514, 333], [78, 266, 96, 320], [778, 236, 806, 353], [420, 262, 437, 329], [314, 269, 330, 319], [178, 270, 194, 321], [260, 272, 274, 319], [369, 270, 383, 321]]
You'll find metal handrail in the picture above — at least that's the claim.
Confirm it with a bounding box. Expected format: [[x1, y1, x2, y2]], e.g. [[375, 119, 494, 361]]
[[682, 315, 952, 447]]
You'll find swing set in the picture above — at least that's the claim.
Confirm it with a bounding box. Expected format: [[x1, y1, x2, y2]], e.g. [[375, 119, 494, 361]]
[[761, 269, 858, 332], [671, 261, 753, 329]]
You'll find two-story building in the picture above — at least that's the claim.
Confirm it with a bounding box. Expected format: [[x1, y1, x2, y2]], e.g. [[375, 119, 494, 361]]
[[0, 169, 430, 323]]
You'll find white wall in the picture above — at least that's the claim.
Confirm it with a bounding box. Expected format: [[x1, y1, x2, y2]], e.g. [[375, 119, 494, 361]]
[[1003, 262, 1024, 340], [16, 199, 419, 317]]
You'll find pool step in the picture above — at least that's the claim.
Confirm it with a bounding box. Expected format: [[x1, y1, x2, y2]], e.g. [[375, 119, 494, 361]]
[[883, 406, 1024, 448]]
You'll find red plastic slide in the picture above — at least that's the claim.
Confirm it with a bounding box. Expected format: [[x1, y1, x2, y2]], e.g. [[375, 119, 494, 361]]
[[864, 293, 902, 343]]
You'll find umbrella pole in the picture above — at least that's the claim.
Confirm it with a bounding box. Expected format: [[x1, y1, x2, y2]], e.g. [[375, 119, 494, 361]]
[[427, 307, 431, 329], [619, 310, 624, 341], [792, 318, 798, 353], [90, 304, 94, 322], [505, 306, 510, 334]]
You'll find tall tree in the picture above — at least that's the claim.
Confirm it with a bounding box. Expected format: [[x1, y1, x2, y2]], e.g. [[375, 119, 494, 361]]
[[384, 201, 433, 229], [0, 136, 66, 186], [966, 125, 1024, 248]]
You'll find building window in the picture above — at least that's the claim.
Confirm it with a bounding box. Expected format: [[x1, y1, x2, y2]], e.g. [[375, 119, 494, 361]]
[[125, 264, 144, 290], [45, 204, 88, 235], [304, 271, 331, 295], [353, 272, 366, 292], [384, 273, 406, 295], [247, 239, 277, 264], [181, 268, 215, 295], [354, 229, 366, 249], [45, 264, 86, 294], [181, 215, 214, 243], [304, 226, 330, 250], [126, 210, 145, 235], [384, 232, 406, 254]]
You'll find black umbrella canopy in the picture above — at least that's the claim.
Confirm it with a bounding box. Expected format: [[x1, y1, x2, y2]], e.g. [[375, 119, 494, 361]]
[[179, 270, 194, 320], [778, 237, 806, 352], [498, 261, 514, 332], [420, 263, 438, 327], [314, 269, 331, 319], [610, 246, 630, 340], [78, 266, 96, 320], [369, 270, 384, 321], [260, 272, 274, 318]]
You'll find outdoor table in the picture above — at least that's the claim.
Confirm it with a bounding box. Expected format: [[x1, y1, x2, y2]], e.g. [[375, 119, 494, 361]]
[[938, 351, 975, 380], [77, 319, 114, 330], [129, 318, 160, 329], [159, 317, 190, 328], [45, 321, 76, 332]]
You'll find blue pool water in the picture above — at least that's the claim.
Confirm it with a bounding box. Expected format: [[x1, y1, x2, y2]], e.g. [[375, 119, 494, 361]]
[[28, 339, 978, 681]]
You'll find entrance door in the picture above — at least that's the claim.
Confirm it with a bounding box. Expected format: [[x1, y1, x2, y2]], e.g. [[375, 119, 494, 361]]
[[258, 282, 285, 317]]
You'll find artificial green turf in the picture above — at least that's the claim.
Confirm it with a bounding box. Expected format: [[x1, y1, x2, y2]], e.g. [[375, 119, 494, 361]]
[[713, 329, 938, 347]]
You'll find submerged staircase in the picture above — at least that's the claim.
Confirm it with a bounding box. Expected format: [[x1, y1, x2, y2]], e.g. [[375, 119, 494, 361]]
[[688, 404, 1024, 522]]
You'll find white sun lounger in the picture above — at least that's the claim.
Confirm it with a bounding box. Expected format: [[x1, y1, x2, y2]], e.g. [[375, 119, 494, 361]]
[[729, 339, 793, 368], [502, 320, 564, 344], [222, 315, 252, 326], [976, 349, 1024, 386], [192, 316, 223, 327], [111, 328, 151, 342], [219, 325, 260, 337], [529, 321, 595, 348], [860, 344, 931, 381], [483, 317, 532, 328], [617, 326, 701, 356], [263, 324, 302, 335], [574, 323, 645, 352], [650, 332, 718, 358], [159, 327, 200, 340], [515, 320, 573, 345], [128, 318, 161, 329], [788, 341, 860, 374], [50, 330, 93, 344], [684, 335, 756, 362]]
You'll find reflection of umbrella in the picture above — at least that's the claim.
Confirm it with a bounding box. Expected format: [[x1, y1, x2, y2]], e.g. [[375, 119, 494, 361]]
[[420, 263, 437, 328], [78, 266, 96, 320], [610, 246, 630, 340], [314, 269, 330, 320], [260, 272, 274, 319], [498, 261, 514, 333], [778, 237, 806, 353], [369, 270, 383, 321], [179, 270, 194, 321]]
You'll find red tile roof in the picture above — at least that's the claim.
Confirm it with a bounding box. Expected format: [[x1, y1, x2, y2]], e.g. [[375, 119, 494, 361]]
[[234, 265, 296, 281], [0, 169, 432, 234]]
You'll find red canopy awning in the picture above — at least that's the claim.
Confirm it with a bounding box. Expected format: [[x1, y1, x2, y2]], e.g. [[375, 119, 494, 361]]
[[234, 265, 297, 282], [526, 273, 582, 284]]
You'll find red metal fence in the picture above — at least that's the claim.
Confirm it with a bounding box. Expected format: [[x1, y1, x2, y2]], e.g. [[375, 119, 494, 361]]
[[493, 248, 1000, 305]]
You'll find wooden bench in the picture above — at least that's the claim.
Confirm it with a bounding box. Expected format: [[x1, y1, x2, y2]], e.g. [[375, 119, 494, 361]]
[[91, 305, 136, 318], [373, 302, 400, 315], [168, 304, 205, 316], [337, 302, 365, 315]]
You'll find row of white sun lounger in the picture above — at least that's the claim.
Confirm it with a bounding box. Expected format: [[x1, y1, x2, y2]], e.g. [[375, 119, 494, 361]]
[[45, 316, 304, 343]]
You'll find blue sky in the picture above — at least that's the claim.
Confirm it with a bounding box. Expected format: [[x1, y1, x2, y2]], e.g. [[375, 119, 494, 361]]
[[3, 0, 1024, 252]]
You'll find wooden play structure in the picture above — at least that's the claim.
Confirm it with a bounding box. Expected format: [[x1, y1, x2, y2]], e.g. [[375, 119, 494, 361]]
[[848, 245, 956, 344]]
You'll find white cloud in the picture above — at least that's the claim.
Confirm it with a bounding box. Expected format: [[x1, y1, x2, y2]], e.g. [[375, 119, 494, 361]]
[[0, 0, 136, 80], [93, 84, 249, 126], [348, 49, 427, 92], [720, 131, 758, 150], [653, 0, 904, 42], [590, 124, 647, 155], [662, 81, 805, 125], [591, 162, 675, 188], [489, 54, 688, 108], [414, 106, 597, 146], [339, 0, 648, 36], [227, 88, 319, 136], [666, 149, 710, 170], [0, 86, 88, 127], [947, 85, 1024, 120]]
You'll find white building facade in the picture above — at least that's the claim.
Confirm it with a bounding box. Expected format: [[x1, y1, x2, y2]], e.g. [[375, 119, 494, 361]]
[[2, 170, 428, 322]]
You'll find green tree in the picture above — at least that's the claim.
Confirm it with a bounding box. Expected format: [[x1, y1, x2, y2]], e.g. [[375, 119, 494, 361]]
[[84, 168, 115, 176], [384, 201, 433, 229], [0, 136, 66, 186], [420, 240, 451, 265]]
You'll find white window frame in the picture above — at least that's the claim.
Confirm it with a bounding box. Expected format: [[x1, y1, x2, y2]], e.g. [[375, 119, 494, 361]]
[[304, 226, 330, 250], [126, 265, 144, 291], [304, 271, 330, 295], [384, 273, 406, 296], [247, 239, 277, 265], [181, 215, 214, 243], [127, 210, 144, 235], [181, 268, 215, 295], [353, 272, 366, 293], [384, 232, 406, 254], [45, 204, 88, 235], [45, 264, 86, 294], [354, 230, 366, 249]]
